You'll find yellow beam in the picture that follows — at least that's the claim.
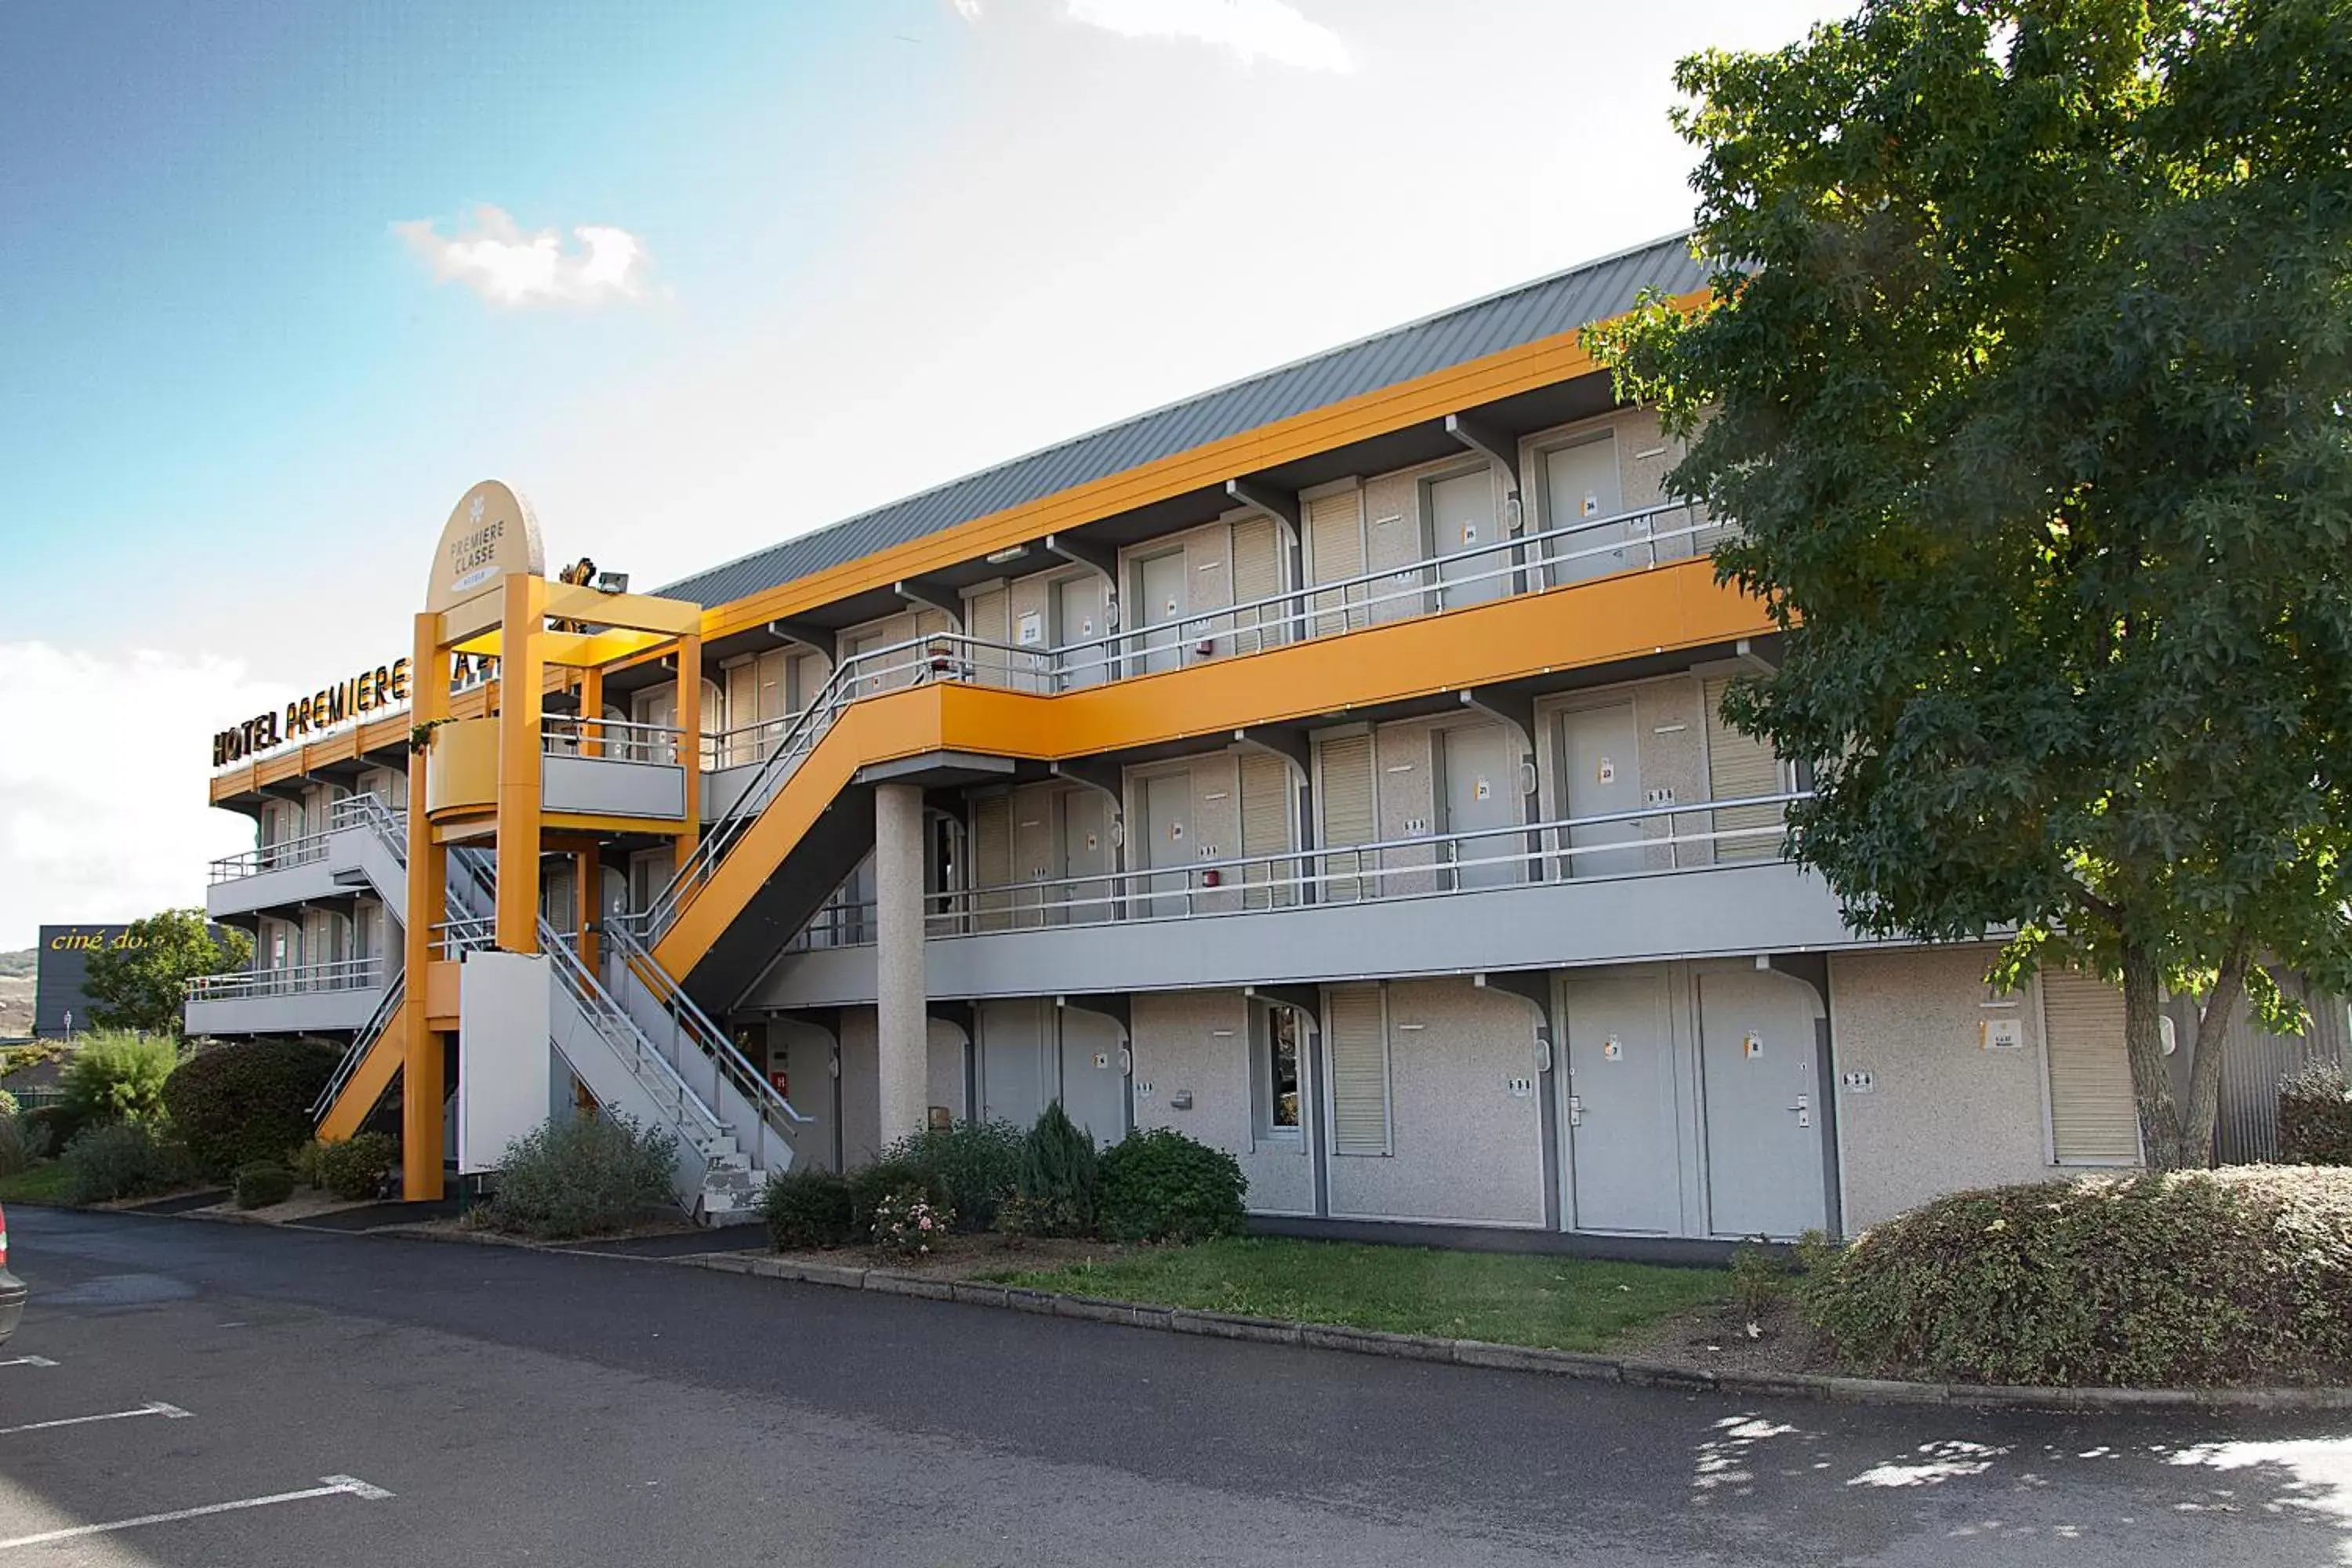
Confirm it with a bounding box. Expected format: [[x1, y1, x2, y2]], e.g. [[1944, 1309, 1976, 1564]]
[[494, 574, 546, 954], [401, 618, 448, 1202], [543, 582, 702, 636]]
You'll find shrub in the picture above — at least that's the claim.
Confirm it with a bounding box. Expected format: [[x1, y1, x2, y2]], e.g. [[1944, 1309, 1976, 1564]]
[[0, 1115, 50, 1177], [477, 1115, 678, 1240], [1013, 1102, 1099, 1236], [869, 1187, 953, 1260], [1729, 1238, 1795, 1318], [162, 1038, 342, 1178], [848, 1154, 952, 1235], [317, 1131, 399, 1202], [871, 1120, 1025, 1233], [60, 1030, 179, 1127], [1805, 1167, 2352, 1388], [0, 1089, 17, 1121], [290, 1139, 329, 1190], [2279, 1063, 2352, 1166], [60, 1121, 196, 1205], [762, 1167, 855, 1250], [233, 1162, 296, 1210], [23, 1104, 89, 1153], [1097, 1128, 1247, 1243]]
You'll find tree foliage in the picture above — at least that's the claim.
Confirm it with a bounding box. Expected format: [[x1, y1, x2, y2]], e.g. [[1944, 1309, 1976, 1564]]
[[82, 909, 252, 1037], [1589, 0, 2352, 1167]]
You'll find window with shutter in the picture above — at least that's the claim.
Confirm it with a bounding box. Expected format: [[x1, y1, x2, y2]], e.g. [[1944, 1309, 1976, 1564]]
[[1229, 514, 1283, 653], [1704, 677, 1788, 862], [1240, 751, 1295, 909], [2041, 969, 2143, 1163], [1306, 488, 1366, 636], [1317, 733, 1376, 902], [1327, 985, 1391, 1156]]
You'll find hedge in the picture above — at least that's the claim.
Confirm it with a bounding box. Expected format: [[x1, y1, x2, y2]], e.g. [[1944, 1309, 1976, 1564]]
[[2278, 1062, 2352, 1167], [163, 1039, 343, 1178], [1806, 1167, 2352, 1387]]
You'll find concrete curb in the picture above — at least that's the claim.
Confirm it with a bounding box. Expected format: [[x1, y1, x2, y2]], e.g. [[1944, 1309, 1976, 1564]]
[[106, 1202, 2352, 1413], [660, 1251, 2352, 1413]]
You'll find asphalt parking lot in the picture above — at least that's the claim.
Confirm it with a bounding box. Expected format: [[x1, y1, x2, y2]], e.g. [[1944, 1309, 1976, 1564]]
[[3, 1205, 2350, 1566]]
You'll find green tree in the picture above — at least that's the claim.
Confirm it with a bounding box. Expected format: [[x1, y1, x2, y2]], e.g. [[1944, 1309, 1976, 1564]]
[[1588, 0, 2352, 1168], [83, 909, 252, 1037]]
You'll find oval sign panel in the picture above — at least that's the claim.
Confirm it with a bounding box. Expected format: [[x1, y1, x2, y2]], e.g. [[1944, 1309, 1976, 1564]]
[[428, 480, 546, 612]]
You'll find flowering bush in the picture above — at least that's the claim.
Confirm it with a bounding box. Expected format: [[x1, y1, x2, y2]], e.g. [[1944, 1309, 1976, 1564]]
[[869, 1186, 953, 1260]]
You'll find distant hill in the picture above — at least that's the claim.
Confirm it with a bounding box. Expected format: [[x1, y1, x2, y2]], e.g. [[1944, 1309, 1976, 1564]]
[[0, 949, 32, 981]]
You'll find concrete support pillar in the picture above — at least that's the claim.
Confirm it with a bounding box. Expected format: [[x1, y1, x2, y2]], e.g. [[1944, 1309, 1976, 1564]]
[[874, 782, 929, 1143]]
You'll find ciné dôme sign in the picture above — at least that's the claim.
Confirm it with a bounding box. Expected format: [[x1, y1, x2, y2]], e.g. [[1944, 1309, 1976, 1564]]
[[212, 658, 412, 767]]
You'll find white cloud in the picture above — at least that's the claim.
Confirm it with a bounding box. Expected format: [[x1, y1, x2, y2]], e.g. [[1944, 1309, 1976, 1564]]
[[394, 205, 659, 308], [1065, 0, 1354, 72], [953, 0, 983, 19], [0, 644, 273, 950]]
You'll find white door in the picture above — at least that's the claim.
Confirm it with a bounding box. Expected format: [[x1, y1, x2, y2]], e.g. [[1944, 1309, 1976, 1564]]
[[1562, 971, 1683, 1234], [1132, 551, 1187, 675], [633, 688, 678, 764], [1138, 770, 1192, 917], [1543, 434, 1628, 584], [1056, 575, 1108, 688], [1439, 724, 1519, 889], [1058, 789, 1114, 925], [1432, 470, 1505, 609], [1697, 967, 1829, 1239], [1560, 703, 1643, 877], [1057, 1010, 1127, 1145]]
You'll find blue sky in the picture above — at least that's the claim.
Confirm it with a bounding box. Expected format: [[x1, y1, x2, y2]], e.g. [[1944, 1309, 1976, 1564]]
[[0, 0, 1844, 946]]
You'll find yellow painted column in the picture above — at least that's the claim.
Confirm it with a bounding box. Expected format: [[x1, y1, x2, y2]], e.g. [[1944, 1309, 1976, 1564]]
[[402, 615, 448, 1202], [675, 633, 702, 846], [495, 573, 546, 954], [579, 666, 604, 760]]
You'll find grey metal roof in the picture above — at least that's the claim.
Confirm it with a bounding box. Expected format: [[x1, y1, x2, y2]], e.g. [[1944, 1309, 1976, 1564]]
[[660, 230, 1704, 611]]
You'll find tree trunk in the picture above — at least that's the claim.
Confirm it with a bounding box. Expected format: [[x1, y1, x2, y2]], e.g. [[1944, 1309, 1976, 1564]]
[[2180, 940, 2252, 1172], [2120, 942, 2189, 1169]]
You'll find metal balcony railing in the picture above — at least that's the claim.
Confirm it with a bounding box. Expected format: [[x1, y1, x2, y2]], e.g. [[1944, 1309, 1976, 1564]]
[[186, 956, 387, 1001], [640, 499, 1728, 942], [781, 790, 1808, 953]]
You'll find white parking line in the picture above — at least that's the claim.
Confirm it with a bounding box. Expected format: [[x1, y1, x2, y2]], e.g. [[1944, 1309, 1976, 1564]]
[[0, 1358, 56, 1370], [0, 1401, 191, 1436], [0, 1475, 394, 1551]]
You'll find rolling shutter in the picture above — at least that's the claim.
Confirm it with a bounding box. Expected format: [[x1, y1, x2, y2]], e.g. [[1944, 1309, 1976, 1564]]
[[1240, 751, 1295, 909], [2042, 969, 2142, 1163], [1307, 488, 1366, 636], [1317, 733, 1376, 902], [1327, 985, 1392, 1156], [972, 795, 1013, 931], [1229, 515, 1283, 653], [1704, 677, 1787, 862]]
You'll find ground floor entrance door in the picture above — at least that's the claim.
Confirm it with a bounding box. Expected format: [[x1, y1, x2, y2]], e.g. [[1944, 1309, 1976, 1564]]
[[1056, 1007, 1127, 1145], [1560, 971, 1683, 1234], [1696, 967, 1830, 1239]]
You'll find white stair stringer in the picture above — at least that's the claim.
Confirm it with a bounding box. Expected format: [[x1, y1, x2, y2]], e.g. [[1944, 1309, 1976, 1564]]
[[540, 922, 770, 1226]]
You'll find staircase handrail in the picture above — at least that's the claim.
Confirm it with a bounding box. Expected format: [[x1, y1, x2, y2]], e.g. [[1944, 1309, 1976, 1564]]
[[538, 919, 728, 1146], [310, 973, 405, 1120], [604, 921, 812, 1154]]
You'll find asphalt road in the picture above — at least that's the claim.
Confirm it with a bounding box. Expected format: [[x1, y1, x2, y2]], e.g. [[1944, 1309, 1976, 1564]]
[[0, 1208, 2346, 1566]]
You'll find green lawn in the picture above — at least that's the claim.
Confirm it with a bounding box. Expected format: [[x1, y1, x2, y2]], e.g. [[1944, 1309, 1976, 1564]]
[[981, 1237, 1730, 1353], [0, 1162, 74, 1205]]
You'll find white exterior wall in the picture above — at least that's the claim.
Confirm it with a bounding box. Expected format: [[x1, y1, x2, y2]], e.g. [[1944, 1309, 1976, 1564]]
[[1129, 989, 1313, 1218], [1830, 946, 2055, 1231], [1326, 978, 1544, 1227]]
